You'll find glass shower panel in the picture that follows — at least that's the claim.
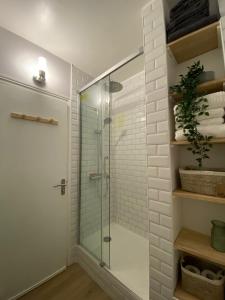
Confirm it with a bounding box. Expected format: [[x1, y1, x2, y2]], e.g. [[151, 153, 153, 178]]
[[80, 76, 110, 267]]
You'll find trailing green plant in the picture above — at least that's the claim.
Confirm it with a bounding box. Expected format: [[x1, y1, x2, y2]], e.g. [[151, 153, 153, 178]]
[[171, 61, 212, 168]]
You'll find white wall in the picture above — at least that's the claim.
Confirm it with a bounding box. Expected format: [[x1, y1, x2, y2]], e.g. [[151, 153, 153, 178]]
[[111, 71, 148, 238], [0, 26, 71, 98]]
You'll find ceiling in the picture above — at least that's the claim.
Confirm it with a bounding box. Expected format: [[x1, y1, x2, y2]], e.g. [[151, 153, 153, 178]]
[[0, 0, 150, 77]]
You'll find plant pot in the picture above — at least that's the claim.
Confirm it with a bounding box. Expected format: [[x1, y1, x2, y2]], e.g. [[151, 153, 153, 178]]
[[211, 220, 225, 252], [218, 0, 225, 17], [179, 168, 225, 197], [199, 71, 215, 83]]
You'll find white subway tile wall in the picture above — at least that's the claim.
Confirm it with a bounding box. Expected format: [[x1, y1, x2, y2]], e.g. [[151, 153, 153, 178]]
[[142, 1, 175, 299], [111, 71, 148, 238], [70, 66, 92, 264]]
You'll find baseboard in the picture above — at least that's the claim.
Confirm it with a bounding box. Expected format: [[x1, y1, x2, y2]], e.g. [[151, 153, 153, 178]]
[[76, 245, 142, 300], [9, 266, 66, 300]]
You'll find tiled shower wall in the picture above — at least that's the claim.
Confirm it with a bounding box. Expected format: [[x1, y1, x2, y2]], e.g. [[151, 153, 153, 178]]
[[79, 105, 101, 241], [111, 72, 148, 238], [69, 65, 92, 264]]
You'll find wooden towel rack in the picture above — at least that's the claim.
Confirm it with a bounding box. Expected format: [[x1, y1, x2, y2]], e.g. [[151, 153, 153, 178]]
[[10, 113, 58, 125]]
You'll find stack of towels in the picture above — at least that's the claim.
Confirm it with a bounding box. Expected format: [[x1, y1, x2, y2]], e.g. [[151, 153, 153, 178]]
[[175, 91, 225, 141]]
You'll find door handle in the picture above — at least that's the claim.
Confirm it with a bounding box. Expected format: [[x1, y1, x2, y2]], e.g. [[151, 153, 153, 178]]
[[53, 179, 67, 195]]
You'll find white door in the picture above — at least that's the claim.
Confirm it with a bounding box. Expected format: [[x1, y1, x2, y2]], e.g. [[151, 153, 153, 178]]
[[0, 81, 68, 300]]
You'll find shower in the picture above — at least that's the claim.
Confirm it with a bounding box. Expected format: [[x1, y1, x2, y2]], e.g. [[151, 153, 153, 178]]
[[79, 49, 149, 300]]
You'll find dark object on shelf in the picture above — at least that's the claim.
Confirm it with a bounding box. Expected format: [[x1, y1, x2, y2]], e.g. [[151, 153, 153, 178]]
[[168, 15, 219, 43], [211, 220, 225, 252], [199, 71, 215, 83], [167, 0, 220, 43], [168, 0, 209, 33], [170, 0, 209, 21]]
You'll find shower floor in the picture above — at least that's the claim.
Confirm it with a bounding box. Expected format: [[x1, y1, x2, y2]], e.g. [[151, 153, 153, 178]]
[[81, 223, 149, 299], [109, 223, 149, 300]]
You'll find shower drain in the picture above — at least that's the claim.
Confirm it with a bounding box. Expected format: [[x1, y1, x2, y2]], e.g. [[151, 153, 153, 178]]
[[103, 236, 112, 242]]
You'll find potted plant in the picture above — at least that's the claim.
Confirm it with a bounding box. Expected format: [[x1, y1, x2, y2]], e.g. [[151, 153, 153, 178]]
[[171, 61, 225, 197]]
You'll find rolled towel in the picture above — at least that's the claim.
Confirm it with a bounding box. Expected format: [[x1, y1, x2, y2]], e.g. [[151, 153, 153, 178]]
[[201, 270, 217, 280], [175, 124, 225, 141], [185, 265, 200, 274]]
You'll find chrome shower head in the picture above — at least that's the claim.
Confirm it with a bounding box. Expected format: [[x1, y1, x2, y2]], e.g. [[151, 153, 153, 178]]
[[105, 81, 123, 93]]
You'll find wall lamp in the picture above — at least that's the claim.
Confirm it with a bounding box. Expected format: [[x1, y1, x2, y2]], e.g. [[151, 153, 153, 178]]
[[33, 57, 47, 84]]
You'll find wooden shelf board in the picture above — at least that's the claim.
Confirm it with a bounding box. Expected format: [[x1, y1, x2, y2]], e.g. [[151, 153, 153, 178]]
[[173, 189, 225, 205], [174, 228, 225, 267], [171, 138, 225, 145], [170, 78, 225, 102], [197, 78, 225, 94], [168, 21, 220, 63], [175, 283, 200, 300]]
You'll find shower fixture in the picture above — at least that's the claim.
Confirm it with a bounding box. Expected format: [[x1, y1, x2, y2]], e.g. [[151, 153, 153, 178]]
[[104, 81, 123, 93], [104, 117, 112, 126], [109, 81, 123, 93]]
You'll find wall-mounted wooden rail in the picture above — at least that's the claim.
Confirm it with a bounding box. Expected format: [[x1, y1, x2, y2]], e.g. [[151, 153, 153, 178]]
[[10, 113, 58, 125]]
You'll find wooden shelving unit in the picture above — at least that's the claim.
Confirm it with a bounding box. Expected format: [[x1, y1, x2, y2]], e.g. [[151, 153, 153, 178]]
[[170, 78, 225, 102], [171, 138, 225, 145], [197, 78, 225, 94], [173, 189, 225, 205], [168, 21, 220, 63], [174, 283, 200, 300], [174, 228, 225, 267]]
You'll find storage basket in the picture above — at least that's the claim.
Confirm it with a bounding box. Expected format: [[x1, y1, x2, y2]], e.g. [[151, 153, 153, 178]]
[[179, 168, 225, 197], [181, 256, 225, 300]]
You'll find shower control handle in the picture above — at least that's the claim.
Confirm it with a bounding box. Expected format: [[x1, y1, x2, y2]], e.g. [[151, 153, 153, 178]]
[[53, 179, 67, 195]]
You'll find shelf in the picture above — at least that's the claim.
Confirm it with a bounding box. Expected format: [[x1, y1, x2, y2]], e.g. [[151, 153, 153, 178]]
[[173, 189, 225, 205], [174, 228, 225, 267], [171, 138, 225, 145], [170, 78, 225, 102], [174, 283, 200, 300], [197, 78, 225, 95], [168, 21, 220, 63]]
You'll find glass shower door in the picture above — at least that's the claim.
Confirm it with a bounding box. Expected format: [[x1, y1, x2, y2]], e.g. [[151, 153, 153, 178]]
[[80, 76, 110, 268]]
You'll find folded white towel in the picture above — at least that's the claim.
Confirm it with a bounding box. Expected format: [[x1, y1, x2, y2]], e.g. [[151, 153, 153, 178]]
[[175, 108, 225, 127], [198, 108, 225, 120], [175, 125, 225, 141], [206, 92, 225, 109], [174, 92, 225, 113], [175, 117, 224, 130], [174, 107, 225, 120]]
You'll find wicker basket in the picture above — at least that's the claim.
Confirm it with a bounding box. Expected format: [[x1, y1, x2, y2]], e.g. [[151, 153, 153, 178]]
[[179, 168, 225, 197], [181, 256, 225, 300]]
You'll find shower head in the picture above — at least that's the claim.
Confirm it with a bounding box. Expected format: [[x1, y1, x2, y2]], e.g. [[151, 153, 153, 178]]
[[105, 81, 123, 93], [104, 117, 112, 126]]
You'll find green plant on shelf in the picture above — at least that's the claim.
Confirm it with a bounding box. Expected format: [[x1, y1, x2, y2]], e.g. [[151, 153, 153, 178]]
[[171, 61, 213, 168]]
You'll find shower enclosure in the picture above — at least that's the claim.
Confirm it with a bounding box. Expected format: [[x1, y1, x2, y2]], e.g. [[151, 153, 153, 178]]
[[79, 48, 148, 300], [79, 75, 111, 267]]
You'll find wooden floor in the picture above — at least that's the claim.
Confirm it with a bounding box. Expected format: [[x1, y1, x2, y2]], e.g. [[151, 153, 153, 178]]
[[20, 264, 111, 300]]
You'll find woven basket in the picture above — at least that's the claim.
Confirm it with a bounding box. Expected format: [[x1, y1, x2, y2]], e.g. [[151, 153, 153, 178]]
[[179, 168, 225, 197], [181, 256, 225, 300]]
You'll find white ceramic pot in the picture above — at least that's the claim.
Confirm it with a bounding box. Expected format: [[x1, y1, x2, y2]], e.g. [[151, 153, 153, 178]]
[[218, 0, 225, 17]]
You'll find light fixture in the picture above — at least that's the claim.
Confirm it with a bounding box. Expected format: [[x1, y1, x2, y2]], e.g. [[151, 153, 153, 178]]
[[33, 57, 47, 84]]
